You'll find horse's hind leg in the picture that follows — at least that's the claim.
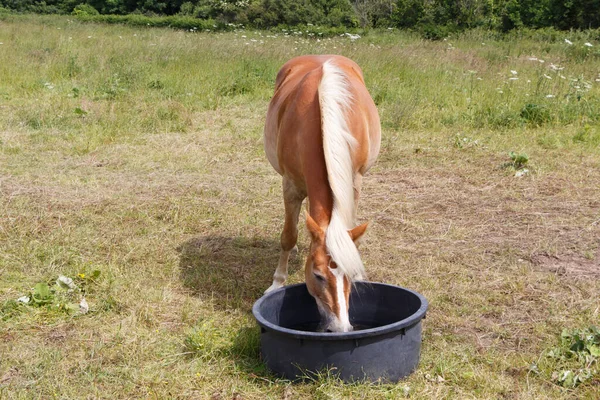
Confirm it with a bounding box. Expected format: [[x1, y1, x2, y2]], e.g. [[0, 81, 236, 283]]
[[265, 178, 305, 293], [353, 173, 366, 249]]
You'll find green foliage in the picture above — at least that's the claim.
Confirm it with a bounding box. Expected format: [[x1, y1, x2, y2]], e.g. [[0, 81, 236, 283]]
[[392, 0, 423, 28], [32, 282, 54, 305], [520, 103, 550, 126], [72, 3, 99, 15], [532, 326, 600, 388], [500, 0, 523, 31], [76, 13, 230, 32], [507, 151, 529, 169], [2, 0, 600, 33], [419, 22, 451, 40], [12, 272, 102, 317]]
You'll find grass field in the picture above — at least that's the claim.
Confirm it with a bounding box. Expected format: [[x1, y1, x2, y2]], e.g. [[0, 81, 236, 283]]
[[1, 14, 599, 399]]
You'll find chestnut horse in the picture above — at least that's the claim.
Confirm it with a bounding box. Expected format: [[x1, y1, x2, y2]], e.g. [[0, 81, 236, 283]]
[[264, 55, 381, 332]]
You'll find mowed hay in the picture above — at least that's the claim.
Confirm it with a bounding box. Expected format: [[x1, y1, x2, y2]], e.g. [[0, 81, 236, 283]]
[[1, 15, 599, 399]]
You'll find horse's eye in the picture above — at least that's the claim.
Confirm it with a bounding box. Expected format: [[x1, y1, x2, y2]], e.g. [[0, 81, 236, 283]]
[[313, 273, 326, 283]]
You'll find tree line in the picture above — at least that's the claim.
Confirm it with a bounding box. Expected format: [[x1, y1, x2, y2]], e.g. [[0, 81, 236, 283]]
[[2, 0, 599, 34]]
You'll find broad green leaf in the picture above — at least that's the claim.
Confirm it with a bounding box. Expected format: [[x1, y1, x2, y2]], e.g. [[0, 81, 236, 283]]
[[559, 370, 575, 387], [32, 282, 53, 304], [587, 344, 600, 357]]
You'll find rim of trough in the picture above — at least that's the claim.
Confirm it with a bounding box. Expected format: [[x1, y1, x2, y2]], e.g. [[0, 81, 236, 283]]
[[252, 282, 429, 341]]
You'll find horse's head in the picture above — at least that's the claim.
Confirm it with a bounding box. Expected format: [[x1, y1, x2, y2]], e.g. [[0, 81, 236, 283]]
[[304, 214, 368, 332]]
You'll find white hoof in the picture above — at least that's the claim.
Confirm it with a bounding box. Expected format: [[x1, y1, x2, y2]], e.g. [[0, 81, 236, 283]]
[[265, 282, 284, 294]]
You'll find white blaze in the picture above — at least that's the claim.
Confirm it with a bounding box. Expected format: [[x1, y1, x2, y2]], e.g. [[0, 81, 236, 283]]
[[330, 266, 352, 332]]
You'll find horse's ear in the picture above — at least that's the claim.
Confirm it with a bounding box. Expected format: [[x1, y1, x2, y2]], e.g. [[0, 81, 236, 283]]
[[349, 222, 369, 243], [306, 213, 324, 242]]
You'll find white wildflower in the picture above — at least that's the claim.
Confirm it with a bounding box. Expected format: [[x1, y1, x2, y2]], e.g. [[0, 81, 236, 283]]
[[528, 57, 538, 61], [543, 74, 552, 80], [565, 39, 573, 45], [515, 169, 530, 178], [539, 59, 545, 63], [511, 70, 518, 75], [584, 42, 593, 47], [509, 77, 518, 81], [17, 296, 30, 304], [546, 94, 555, 98]]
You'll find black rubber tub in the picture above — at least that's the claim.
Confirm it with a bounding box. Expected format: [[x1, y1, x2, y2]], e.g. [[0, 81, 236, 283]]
[[252, 282, 428, 383]]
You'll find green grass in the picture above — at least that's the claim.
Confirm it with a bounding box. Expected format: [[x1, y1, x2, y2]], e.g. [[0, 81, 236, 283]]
[[1, 14, 599, 399]]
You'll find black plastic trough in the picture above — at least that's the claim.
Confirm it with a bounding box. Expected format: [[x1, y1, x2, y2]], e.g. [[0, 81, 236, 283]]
[[252, 281, 428, 383]]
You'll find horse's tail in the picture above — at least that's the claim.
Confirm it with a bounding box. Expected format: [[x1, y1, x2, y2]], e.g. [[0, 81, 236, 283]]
[[318, 60, 365, 281]]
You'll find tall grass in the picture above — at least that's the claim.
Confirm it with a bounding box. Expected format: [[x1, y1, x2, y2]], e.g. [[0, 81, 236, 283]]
[[2, 15, 599, 147]]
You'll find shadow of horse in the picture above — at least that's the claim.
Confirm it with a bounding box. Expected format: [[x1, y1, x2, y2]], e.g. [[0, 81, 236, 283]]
[[177, 235, 301, 310]]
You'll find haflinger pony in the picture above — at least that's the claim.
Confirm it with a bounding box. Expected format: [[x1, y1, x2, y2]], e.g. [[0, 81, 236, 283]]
[[263, 55, 381, 333]]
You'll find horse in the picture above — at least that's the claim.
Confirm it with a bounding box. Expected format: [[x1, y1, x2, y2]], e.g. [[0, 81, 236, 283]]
[[263, 55, 381, 332]]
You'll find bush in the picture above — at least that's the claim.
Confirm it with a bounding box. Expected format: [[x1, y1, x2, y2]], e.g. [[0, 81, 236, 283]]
[[419, 23, 449, 40], [75, 13, 232, 32], [72, 4, 99, 16]]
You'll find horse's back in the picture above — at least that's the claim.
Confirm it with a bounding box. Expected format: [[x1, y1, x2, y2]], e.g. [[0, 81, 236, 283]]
[[264, 55, 380, 185]]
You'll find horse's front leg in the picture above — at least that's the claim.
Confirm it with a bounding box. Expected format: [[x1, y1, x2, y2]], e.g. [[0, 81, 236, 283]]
[[265, 178, 305, 293]]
